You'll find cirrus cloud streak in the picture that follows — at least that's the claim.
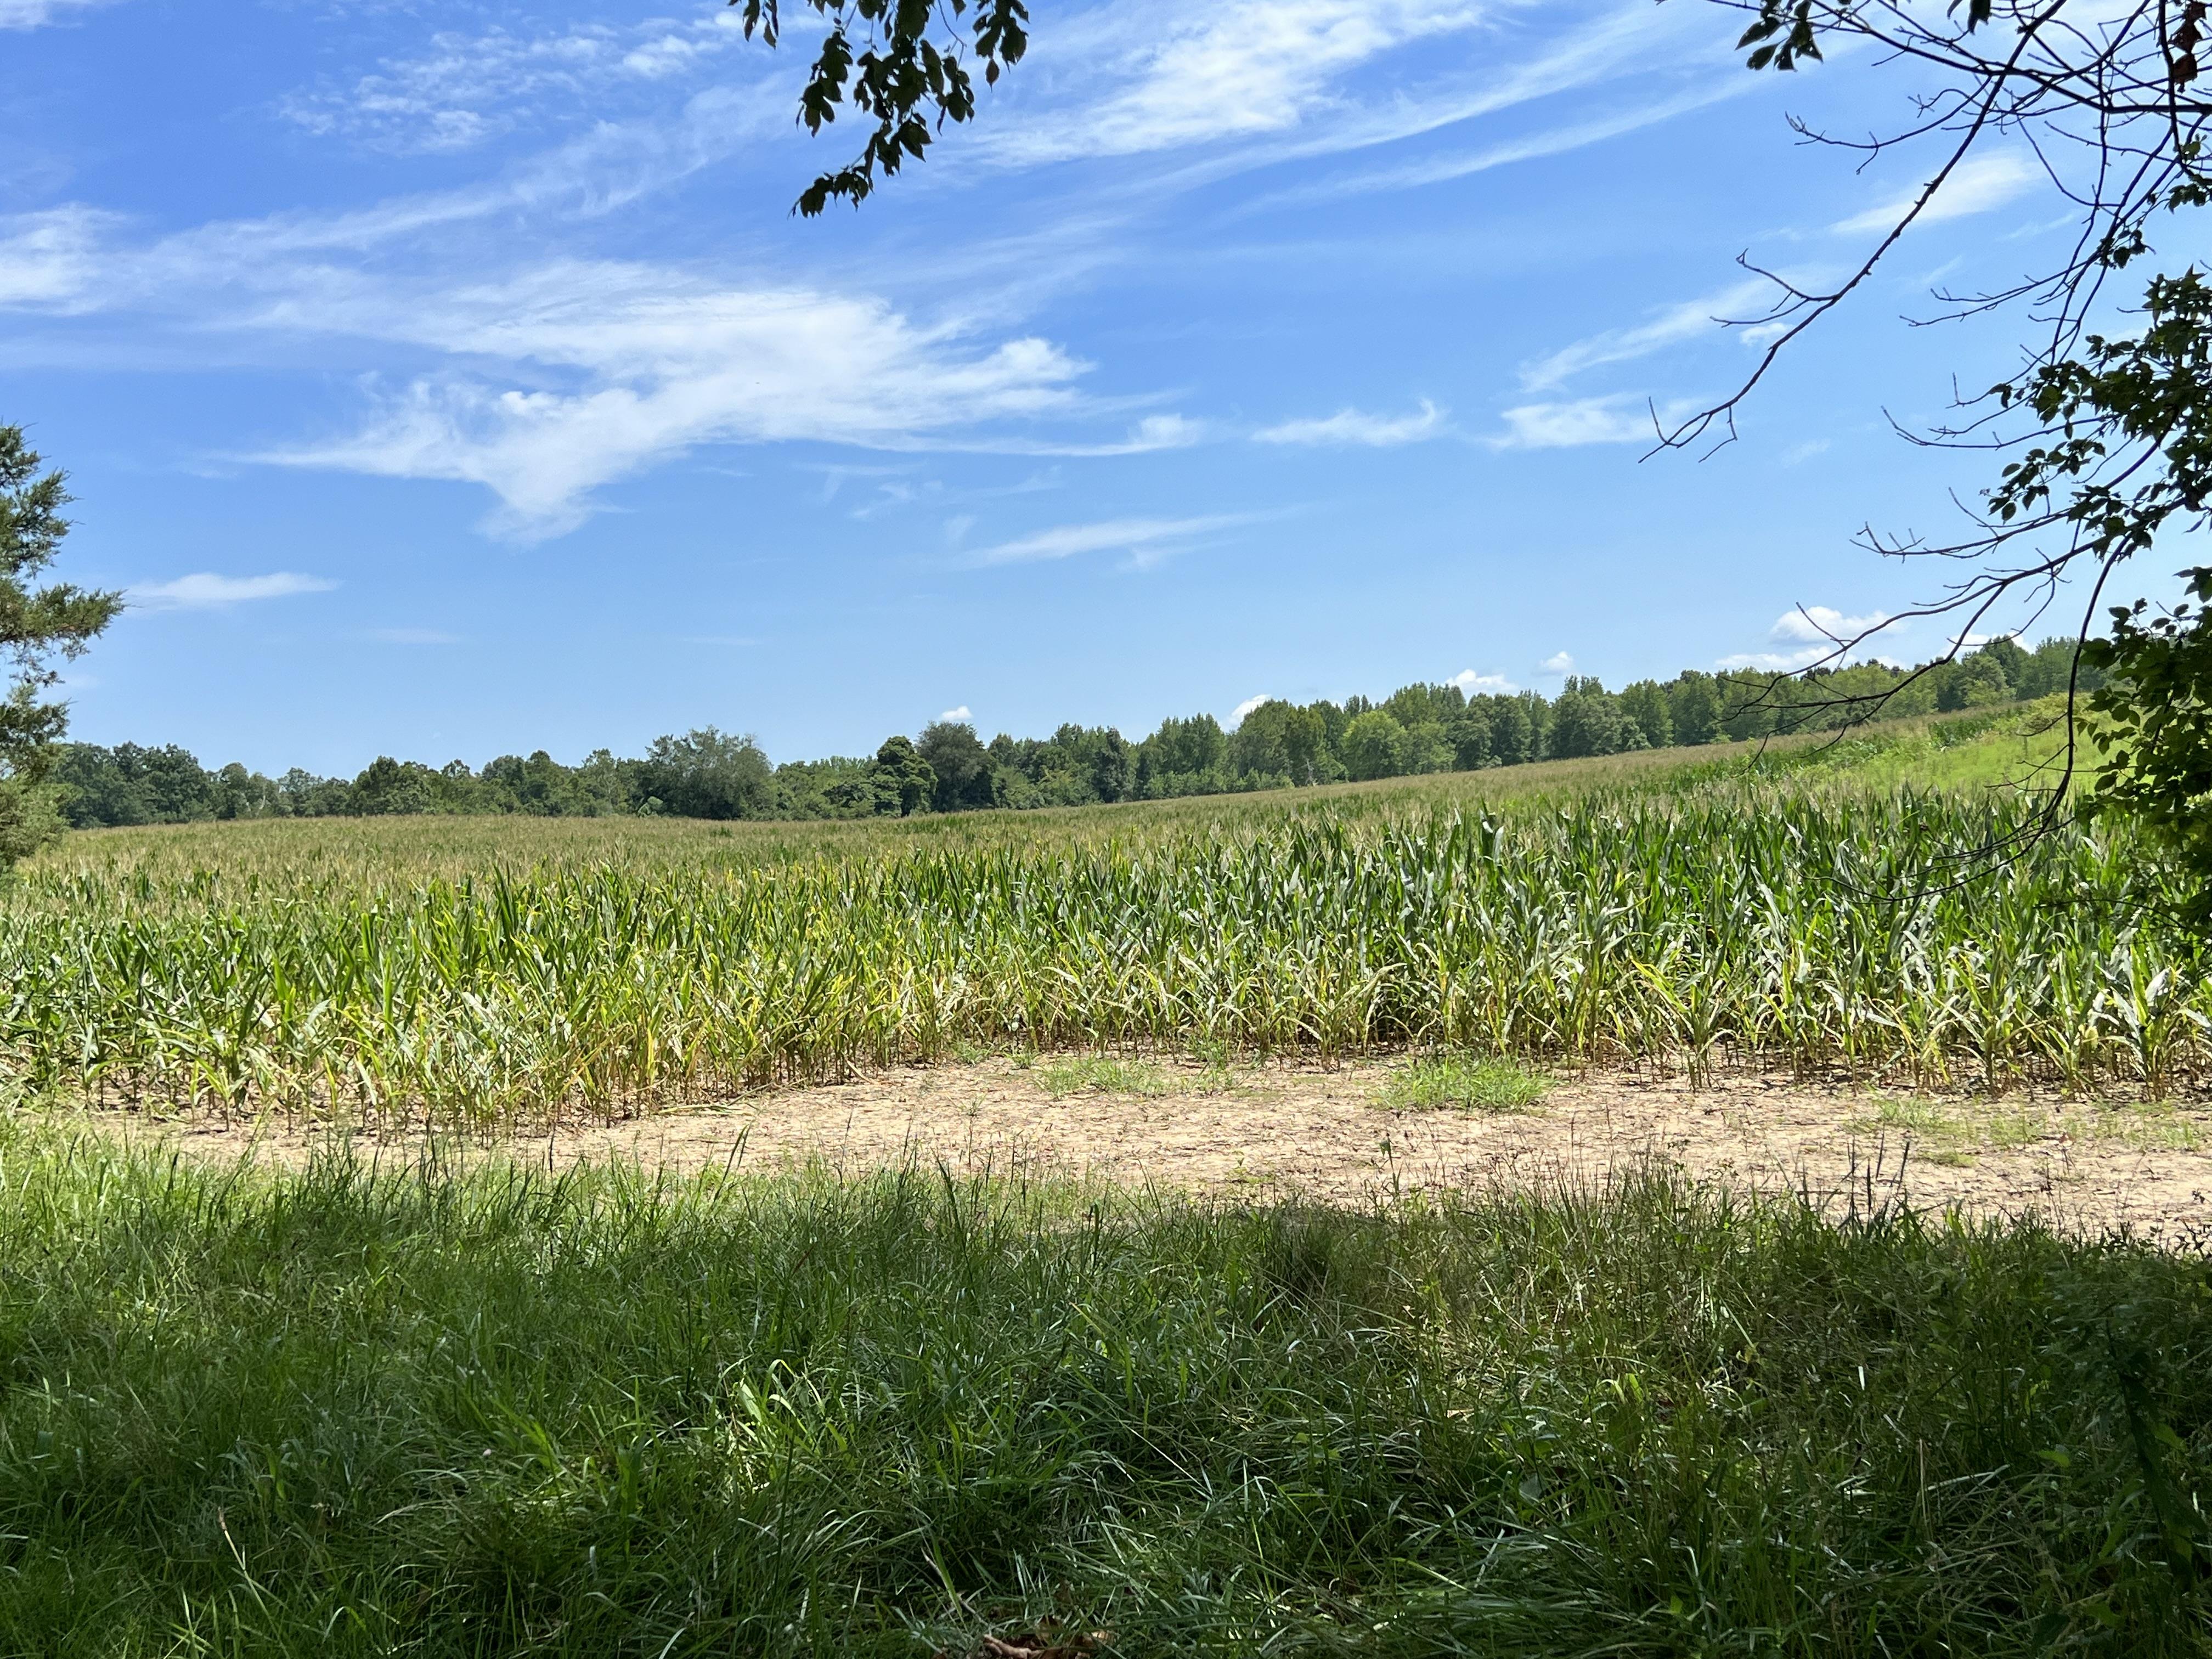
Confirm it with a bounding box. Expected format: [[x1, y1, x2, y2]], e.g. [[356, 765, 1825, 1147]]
[[128, 572, 338, 611], [963, 512, 1273, 569]]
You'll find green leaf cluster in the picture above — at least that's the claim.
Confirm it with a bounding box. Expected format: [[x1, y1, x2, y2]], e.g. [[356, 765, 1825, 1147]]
[[733, 0, 1028, 215], [1735, 0, 1825, 72], [2084, 567, 2212, 927]]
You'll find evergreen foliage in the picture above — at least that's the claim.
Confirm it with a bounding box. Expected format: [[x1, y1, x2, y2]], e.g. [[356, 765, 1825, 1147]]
[[0, 426, 119, 864]]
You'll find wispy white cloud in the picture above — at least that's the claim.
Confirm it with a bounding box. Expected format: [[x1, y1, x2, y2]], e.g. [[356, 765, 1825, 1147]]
[[0, 0, 1757, 553], [1001, 413, 1207, 457], [0, 206, 119, 309], [129, 572, 337, 610], [1276, 78, 1749, 207], [1539, 651, 1574, 674], [809, 420, 1200, 464], [1255, 399, 1446, 447], [1124, 413, 1206, 449], [1520, 280, 1771, 392], [0, 0, 114, 29], [1831, 151, 2041, 237], [255, 266, 1092, 538], [989, 0, 1489, 165], [847, 479, 933, 520], [1237, 2, 1748, 208], [0, 86, 783, 322], [279, 13, 753, 154], [965, 512, 1266, 568], [1489, 396, 1656, 449], [0, 180, 1176, 538]]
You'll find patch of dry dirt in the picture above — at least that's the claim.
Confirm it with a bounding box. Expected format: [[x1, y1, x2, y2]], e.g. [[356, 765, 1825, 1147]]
[[84, 1057, 2212, 1242]]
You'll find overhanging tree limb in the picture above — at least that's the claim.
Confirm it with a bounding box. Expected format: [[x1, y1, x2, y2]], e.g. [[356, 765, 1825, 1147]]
[[732, 0, 1028, 215]]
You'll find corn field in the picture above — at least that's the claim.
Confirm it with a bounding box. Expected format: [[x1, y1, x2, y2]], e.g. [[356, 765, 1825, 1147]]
[[2, 787, 2204, 1123]]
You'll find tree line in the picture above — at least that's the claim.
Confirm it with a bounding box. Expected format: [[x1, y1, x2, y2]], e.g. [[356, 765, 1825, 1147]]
[[54, 637, 2092, 830]]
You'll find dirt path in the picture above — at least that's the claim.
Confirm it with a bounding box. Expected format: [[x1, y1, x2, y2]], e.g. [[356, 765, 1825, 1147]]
[[95, 1055, 2212, 1242]]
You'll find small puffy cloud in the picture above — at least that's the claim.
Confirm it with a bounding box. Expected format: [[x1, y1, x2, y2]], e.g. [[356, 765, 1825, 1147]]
[[1718, 605, 1892, 670], [1831, 151, 2040, 237], [128, 572, 337, 611], [1490, 397, 1651, 450], [964, 512, 1263, 569], [1773, 605, 1888, 644], [938, 705, 973, 722], [1231, 693, 1272, 724], [1452, 668, 1516, 694], [1125, 414, 1205, 449], [1254, 400, 1447, 447], [1539, 651, 1574, 675]]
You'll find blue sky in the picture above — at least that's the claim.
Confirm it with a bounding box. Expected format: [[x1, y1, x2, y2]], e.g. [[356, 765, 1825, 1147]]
[[0, 0, 2117, 772]]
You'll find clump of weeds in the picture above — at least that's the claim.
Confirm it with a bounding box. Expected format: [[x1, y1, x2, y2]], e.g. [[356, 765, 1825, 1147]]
[[1381, 1053, 1550, 1113]]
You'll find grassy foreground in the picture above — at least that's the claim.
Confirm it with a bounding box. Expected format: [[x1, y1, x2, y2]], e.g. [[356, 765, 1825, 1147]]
[[0, 1130, 2205, 1656]]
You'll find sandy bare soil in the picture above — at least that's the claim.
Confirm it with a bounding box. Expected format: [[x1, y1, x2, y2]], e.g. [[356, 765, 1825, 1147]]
[[80, 1055, 2212, 1243]]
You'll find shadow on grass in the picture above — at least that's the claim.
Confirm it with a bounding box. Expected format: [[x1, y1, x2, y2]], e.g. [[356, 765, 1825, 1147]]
[[1, 1124, 2208, 1655]]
